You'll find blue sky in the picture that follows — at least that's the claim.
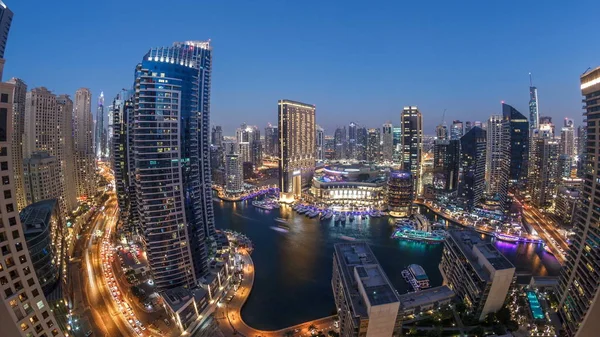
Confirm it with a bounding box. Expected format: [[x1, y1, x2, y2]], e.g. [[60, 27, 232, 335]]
[[4, 0, 599, 135]]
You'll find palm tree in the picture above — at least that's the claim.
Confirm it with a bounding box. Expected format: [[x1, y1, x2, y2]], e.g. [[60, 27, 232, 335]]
[[308, 323, 317, 331]]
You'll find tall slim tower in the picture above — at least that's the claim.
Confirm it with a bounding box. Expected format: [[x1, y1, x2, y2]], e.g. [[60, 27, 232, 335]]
[[7, 77, 26, 210], [557, 66, 600, 337], [366, 128, 381, 162], [73, 88, 96, 200], [347, 122, 357, 159], [530, 138, 559, 208], [334, 126, 346, 160], [0, 1, 12, 58], [485, 115, 509, 210], [401, 106, 423, 194], [95, 91, 105, 158], [382, 122, 393, 162], [529, 73, 539, 132], [502, 103, 529, 185], [316, 125, 324, 161], [278, 99, 316, 198], [57, 94, 77, 213], [132, 40, 213, 289], [451, 120, 463, 140], [459, 127, 487, 210], [561, 118, 576, 157]]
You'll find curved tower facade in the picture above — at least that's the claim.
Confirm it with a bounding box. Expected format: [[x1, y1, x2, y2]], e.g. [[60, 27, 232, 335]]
[[133, 41, 213, 289]]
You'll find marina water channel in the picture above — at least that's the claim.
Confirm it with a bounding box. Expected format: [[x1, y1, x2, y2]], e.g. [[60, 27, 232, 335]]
[[213, 198, 562, 330]]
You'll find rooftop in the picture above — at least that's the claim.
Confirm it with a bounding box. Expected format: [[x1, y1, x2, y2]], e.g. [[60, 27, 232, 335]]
[[20, 199, 58, 236], [398, 286, 455, 311], [162, 286, 208, 313], [447, 230, 515, 281], [334, 242, 399, 317]]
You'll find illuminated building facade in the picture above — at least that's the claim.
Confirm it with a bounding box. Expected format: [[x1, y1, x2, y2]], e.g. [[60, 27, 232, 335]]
[[278, 99, 316, 198], [458, 126, 486, 210], [7, 77, 26, 210], [530, 138, 559, 208], [225, 154, 243, 193], [387, 170, 413, 217], [316, 125, 324, 161], [310, 164, 387, 209], [400, 106, 422, 194], [503, 103, 529, 185], [557, 66, 600, 337], [73, 88, 96, 199], [0, 58, 64, 337], [451, 120, 463, 140], [529, 74, 539, 132], [485, 115, 509, 210], [382, 122, 393, 162], [366, 128, 381, 162], [133, 40, 214, 289]]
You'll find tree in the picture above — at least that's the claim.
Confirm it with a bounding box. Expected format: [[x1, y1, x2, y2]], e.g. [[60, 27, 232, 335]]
[[308, 324, 317, 331], [470, 326, 486, 337], [455, 302, 467, 314], [408, 327, 418, 335]]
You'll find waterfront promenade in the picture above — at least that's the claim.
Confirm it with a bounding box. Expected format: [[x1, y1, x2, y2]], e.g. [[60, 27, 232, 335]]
[[215, 249, 337, 337]]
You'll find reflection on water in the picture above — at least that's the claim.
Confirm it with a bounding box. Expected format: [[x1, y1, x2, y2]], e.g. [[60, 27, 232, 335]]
[[214, 200, 561, 330]]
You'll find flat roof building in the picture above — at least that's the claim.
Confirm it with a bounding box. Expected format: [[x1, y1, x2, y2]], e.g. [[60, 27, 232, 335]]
[[332, 242, 400, 337], [439, 230, 515, 320]]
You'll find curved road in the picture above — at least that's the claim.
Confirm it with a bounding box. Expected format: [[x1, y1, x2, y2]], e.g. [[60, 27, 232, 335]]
[[215, 249, 336, 337]]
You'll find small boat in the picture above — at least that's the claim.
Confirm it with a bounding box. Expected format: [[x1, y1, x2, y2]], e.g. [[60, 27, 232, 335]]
[[252, 201, 273, 210], [340, 214, 346, 223], [495, 232, 520, 243], [275, 217, 287, 224], [271, 203, 280, 209], [297, 207, 308, 214], [340, 235, 356, 241], [308, 211, 319, 218], [408, 264, 430, 289], [321, 212, 333, 220], [270, 226, 289, 233], [349, 214, 355, 222], [334, 214, 340, 222]]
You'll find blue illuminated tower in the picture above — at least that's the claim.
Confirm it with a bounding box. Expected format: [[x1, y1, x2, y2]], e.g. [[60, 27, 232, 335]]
[[133, 41, 214, 289], [529, 73, 539, 132]]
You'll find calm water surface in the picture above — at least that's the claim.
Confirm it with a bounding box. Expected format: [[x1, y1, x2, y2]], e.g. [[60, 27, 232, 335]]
[[214, 199, 561, 330]]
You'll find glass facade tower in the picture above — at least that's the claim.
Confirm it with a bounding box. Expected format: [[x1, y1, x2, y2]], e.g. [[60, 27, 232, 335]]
[[133, 41, 213, 289], [502, 103, 529, 185]]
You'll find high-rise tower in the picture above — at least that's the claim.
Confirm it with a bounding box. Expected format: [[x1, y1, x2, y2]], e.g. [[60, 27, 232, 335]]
[[73, 88, 96, 200], [557, 66, 600, 336], [278, 99, 316, 198], [316, 125, 324, 161], [382, 122, 393, 162], [366, 128, 381, 162], [459, 127, 487, 210], [7, 77, 26, 210], [400, 106, 423, 194], [529, 73, 539, 132], [132, 40, 214, 289], [95, 91, 105, 158], [0, 1, 12, 58], [502, 103, 529, 185], [485, 115, 509, 210]]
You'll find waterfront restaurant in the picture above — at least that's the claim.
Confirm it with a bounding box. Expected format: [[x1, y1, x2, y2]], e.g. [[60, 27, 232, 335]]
[[309, 164, 387, 209]]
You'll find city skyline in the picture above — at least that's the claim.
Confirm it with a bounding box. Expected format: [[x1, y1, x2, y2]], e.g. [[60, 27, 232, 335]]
[[4, 1, 598, 134]]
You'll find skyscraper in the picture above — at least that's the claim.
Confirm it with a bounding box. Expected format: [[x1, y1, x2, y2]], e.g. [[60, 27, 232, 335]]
[[561, 118, 575, 157], [111, 93, 137, 232], [382, 122, 393, 162], [95, 91, 105, 158], [211, 125, 223, 148], [22, 152, 61, 206], [458, 127, 486, 210], [316, 125, 324, 161], [132, 40, 213, 289], [225, 154, 243, 193], [264, 123, 277, 156], [56, 94, 77, 213], [464, 121, 473, 134], [73, 88, 96, 200], [23, 87, 71, 216], [485, 115, 509, 210], [502, 103, 529, 185], [557, 66, 600, 336], [433, 139, 460, 192], [435, 124, 448, 140], [356, 127, 367, 161], [451, 120, 463, 140], [347, 122, 357, 159], [530, 138, 559, 208], [401, 106, 423, 193], [0, 58, 64, 337], [0, 2, 12, 58], [7, 77, 26, 210], [334, 126, 346, 160], [278, 99, 316, 198], [529, 73, 539, 132], [366, 128, 381, 162], [393, 126, 401, 162]]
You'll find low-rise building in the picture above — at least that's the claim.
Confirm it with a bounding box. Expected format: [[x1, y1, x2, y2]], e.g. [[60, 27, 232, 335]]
[[397, 285, 454, 319], [439, 230, 515, 320], [162, 286, 208, 333], [332, 242, 401, 337]]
